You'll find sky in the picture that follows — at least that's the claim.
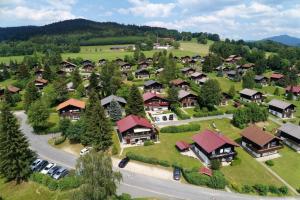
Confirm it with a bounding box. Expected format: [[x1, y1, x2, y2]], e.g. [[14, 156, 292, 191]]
[[1, 0, 300, 40]]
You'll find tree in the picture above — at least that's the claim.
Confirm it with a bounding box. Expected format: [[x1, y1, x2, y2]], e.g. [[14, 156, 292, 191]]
[[125, 85, 145, 117], [160, 58, 177, 84], [23, 81, 40, 111], [274, 87, 280, 96], [198, 80, 222, 110], [242, 70, 255, 89], [71, 68, 82, 89], [81, 92, 113, 151], [88, 72, 99, 93], [100, 63, 122, 97], [0, 103, 35, 183], [107, 100, 123, 121], [43, 65, 53, 81], [17, 65, 30, 80], [59, 118, 71, 136], [28, 100, 50, 132], [53, 77, 68, 103], [202, 54, 222, 73], [3, 89, 15, 107], [167, 86, 179, 107], [232, 109, 249, 128], [228, 85, 236, 98], [72, 151, 122, 200], [66, 120, 86, 143]]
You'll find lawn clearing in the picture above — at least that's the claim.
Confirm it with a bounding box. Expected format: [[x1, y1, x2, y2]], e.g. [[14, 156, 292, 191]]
[[179, 40, 212, 56], [208, 73, 242, 92]]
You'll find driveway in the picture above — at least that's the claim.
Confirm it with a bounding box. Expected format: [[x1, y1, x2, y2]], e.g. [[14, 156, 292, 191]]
[[15, 111, 299, 200]]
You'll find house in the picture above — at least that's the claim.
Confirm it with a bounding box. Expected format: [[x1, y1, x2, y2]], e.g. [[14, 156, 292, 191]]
[[240, 125, 283, 158], [35, 78, 48, 91], [81, 59, 93, 66], [178, 90, 198, 107], [239, 63, 254, 72], [180, 56, 191, 64], [7, 85, 21, 94], [66, 82, 75, 92], [224, 55, 242, 63], [181, 67, 196, 76], [254, 75, 269, 86], [144, 80, 164, 93], [153, 43, 173, 50], [226, 70, 238, 80], [270, 73, 284, 83], [175, 141, 190, 152], [61, 61, 77, 73], [220, 92, 231, 106], [198, 77, 209, 85], [285, 85, 300, 99], [191, 130, 239, 165], [277, 123, 300, 151], [56, 98, 85, 120], [170, 79, 190, 90], [146, 57, 153, 63], [98, 58, 107, 66], [100, 95, 127, 111], [119, 62, 132, 71], [268, 99, 296, 118], [82, 62, 94, 73], [189, 59, 197, 67], [34, 68, 44, 78], [135, 69, 150, 79], [155, 68, 164, 76], [190, 72, 207, 85], [239, 88, 263, 103], [138, 61, 150, 69], [192, 55, 201, 61], [116, 115, 157, 145], [143, 92, 169, 111]]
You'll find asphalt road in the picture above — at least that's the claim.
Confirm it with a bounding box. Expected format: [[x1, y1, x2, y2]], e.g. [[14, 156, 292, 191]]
[[15, 111, 299, 200]]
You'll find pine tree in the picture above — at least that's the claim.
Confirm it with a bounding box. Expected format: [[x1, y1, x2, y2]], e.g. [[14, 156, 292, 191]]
[[198, 79, 222, 110], [71, 68, 82, 89], [167, 86, 179, 107], [23, 81, 40, 111], [43, 64, 53, 81], [274, 87, 280, 96], [53, 77, 68, 103], [81, 92, 113, 151], [0, 103, 35, 183], [242, 70, 255, 89], [88, 72, 99, 93], [3, 88, 15, 107], [125, 85, 145, 117], [107, 100, 123, 121]]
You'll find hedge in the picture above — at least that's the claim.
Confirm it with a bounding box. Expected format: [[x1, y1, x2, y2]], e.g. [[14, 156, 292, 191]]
[[54, 136, 66, 145], [30, 172, 80, 191], [193, 110, 224, 118], [160, 123, 200, 133], [172, 107, 190, 120], [126, 152, 170, 167], [240, 184, 288, 196]]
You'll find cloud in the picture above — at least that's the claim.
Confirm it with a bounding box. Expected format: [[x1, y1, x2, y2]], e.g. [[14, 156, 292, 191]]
[[118, 0, 176, 18]]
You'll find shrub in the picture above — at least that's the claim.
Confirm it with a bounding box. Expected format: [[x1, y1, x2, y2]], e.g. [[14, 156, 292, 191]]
[[144, 140, 154, 146], [269, 185, 279, 194], [57, 176, 81, 190], [112, 144, 118, 155], [54, 136, 66, 145], [210, 159, 221, 170], [160, 123, 200, 133], [182, 170, 210, 186], [47, 180, 58, 191], [241, 185, 254, 193], [265, 160, 274, 167], [172, 107, 190, 120], [207, 171, 227, 189], [278, 186, 288, 195], [230, 157, 241, 166], [253, 184, 269, 196], [231, 183, 241, 192], [126, 152, 170, 167]]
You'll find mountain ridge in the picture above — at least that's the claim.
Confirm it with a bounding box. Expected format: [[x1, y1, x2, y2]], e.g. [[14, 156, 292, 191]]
[[263, 34, 300, 47]]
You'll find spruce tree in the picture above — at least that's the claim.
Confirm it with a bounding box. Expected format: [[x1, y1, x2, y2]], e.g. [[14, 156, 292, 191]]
[[81, 92, 112, 151], [71, 68, 82, 89], [167, 86, 179, 107], [43, 64, 53, 81], [0, 103, 35, 183], [125, 85, 145, 117], [23, 81, 40, 111], [242, 70, 255, 89], [108, 100, 123, 121], [3, 88, 15, 107]]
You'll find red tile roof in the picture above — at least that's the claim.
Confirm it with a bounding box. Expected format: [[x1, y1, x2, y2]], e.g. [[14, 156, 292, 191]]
[[7, 85, 20, 93], [175, 141, 190, 151], [199, 167, 213, 177], [117, 115, 152, 134], [286, 85, 300, 93], [192, 130, 239, 153], [271, 73, 284, 79], [143, 92, 165, 102], [56, 98, 86, 111]]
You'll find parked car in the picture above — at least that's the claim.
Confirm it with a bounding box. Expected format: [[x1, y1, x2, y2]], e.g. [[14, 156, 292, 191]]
[[35, 160, 49, 172], [80, 147, 92, 156], [31, 159, 42, 171], [41, 163, 56, 174], [173, 167, 181, 181], [52, 167, 68, 180], [118, 157, 130, 168], [47, 166, 60, 177]]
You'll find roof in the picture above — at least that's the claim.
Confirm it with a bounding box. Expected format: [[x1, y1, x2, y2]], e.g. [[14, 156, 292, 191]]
[[170, 79, 187, 86], [56, 98, 86, 111], [241, 125, 280, 147], [239, 88, 261, 96], [35, 78, 48, 84], [101, 95, 127, 106], [175, 141, 190, 151], [178, 90, 197, 99], [135, 68, 149, 73], [254, 75, 267, 81], [271, 73, 284, 79], [7, 85, 20, 93], [190, 72, 205, 78], [242, 63, 255, 68], [181, 67, 194, 72], [278, 123, 300, 140], [268, 99, 295, 110], [143, 92, 165, 102], [226, 70, 236, 75], [144, 80, 161, 87], [286, 86, 300, 93], [117, 115, 152, 134], [199, 167, 213, 177], [192, 130, 239, 153]]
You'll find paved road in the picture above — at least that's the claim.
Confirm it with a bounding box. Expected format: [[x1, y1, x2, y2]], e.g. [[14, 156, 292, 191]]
[[15, 111, 299, 200]]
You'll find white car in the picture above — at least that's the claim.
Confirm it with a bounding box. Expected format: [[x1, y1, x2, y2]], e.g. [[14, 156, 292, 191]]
[[41, 163, 56, 174], [80, 147, 92, 156]]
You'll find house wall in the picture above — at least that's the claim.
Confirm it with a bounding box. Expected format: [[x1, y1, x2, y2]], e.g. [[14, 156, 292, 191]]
[[180, 96, 197, 107]]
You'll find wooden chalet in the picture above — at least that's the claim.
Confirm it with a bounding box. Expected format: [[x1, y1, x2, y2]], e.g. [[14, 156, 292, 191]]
[[56, 98, 85, 120], [239, 88, 263, 103], [254, 75, 269, 86], [143, 92, 169, 111], [61, 61, 77, 73], [278, 123, 300, 151], [135, 69, 150, 79], [35, 78, 48, 91], [170, 79, 190, 90], [144, 80, 164, 93], [268, 99, 296, 118], [178, 90, 198, 107], [270, 73, 284, 83], [285, 85, 300, 99], [181, 67, 196, 76]]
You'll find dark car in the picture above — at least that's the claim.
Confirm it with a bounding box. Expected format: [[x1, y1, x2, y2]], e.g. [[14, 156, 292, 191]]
[[47, 166, 60, 176], [173, 167, 181, 181], [118, 157, 130, 168], [52, 167, 68, 180], [35, 160, 49, 172]]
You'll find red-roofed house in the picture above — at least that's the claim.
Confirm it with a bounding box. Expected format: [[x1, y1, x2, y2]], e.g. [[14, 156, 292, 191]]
[[270, 73, 284, 83], [56, 98, 86, 120], [143, 92, 169, 111], [191, 130, 239, 165], [285, 85, 300, 99], [175, 141, 190, 152], [116, 115, 157, 145]]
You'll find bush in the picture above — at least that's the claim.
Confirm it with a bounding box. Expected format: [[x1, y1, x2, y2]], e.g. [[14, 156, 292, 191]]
[[160, 123, 200, 133], [210, 159, 221, 170], [231, 183, 241, 192], [112, 144, 118, 155], [207, 171, 227, 189], [193, 110, 224, 118], [241, 185, 254, 193], [54, 136, 66, 145], [172, 107, 190, 120], [265, 160, 274, 167], [230, 157, 241, 166], [126, 152, 170, 167], [253, 184, 269, 196], [269, 185, 279, 194], [144, 140, 154, 146], [278, 186, 288, 195]]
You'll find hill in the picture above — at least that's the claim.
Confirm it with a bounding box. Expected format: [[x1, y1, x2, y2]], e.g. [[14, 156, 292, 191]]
[[264, 35, 300, 47], [0, 18, 180, 41]]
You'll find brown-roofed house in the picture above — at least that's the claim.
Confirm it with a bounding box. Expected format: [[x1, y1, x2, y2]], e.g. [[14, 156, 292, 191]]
[[178, 90, 198, 107], [181, 67, 196, 76], [7, 85, 21, 94], [240, 125, 283, 158], [143, 92, 169, 111], [170, 79, 190, 90], [56, 98, 85, 120], [35, 78, 48, 91], [270, 73, 284, 83]]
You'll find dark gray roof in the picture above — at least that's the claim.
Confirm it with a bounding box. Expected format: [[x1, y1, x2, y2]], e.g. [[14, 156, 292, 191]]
[[135, 68, 149, 73], [144, 80, 161, 87], [227, 70, 236, 75], [254, 75, 266, 81], [268, 99, 294, 109], [101, 95, 127, 106], [239, 88, 260, 96], [278, 123, 300, 140]]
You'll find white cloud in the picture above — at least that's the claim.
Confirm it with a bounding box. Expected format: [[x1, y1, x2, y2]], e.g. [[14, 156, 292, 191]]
[[118, 0, 176, 18]]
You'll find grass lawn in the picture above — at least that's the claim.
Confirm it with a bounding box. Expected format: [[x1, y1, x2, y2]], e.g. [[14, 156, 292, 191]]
[[49, 138, 84, 156], [0, 179, 70, 200], [179, 40, 212, 56], [47, 112, 60, 133], [0, 79, 17, 87], [208, 73, 242, 93], [0, 55, 24, 63], [270, 147, 300, 190]]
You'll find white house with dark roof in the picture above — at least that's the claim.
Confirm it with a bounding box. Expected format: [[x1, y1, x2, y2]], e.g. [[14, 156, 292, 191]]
[[278, 123, 300, 151], [268, 99, 296, 119], [239, 88, 263, 103]]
